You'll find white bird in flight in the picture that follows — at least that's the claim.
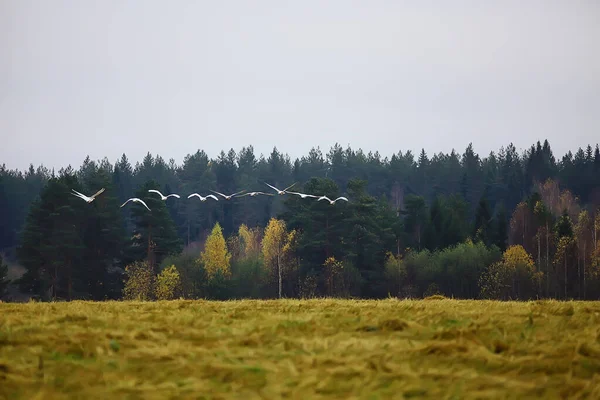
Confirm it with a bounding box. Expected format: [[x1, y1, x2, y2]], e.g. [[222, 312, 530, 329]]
[[71, 188, 105, 203], [121, 198, 151, 211], [238, 191, 274, 197], [188, 193, 219, 202], [287, 191, 318, 199], [318, 196, 349, 205], [210, 190, 246, 200], [148, 189, 180, 200], [264, 182, 297, 195]]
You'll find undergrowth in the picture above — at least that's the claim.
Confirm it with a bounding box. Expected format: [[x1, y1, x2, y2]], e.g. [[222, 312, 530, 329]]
[[1, 299, 600, 399]]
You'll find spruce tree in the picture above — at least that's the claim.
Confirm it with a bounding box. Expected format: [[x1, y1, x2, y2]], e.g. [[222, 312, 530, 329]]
[[79, 166, 127, 299], [17, 170, 86, 300]]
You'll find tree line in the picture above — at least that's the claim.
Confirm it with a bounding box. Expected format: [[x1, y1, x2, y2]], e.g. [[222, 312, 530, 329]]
[[1, 140, 600, 301]]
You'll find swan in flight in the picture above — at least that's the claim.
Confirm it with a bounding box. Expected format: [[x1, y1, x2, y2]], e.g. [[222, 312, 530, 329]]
[[148, 189, 180, 200], [210, 190, 246, 200], [264, 182, 297, 195], [121, 198, 151, 211], [287, 191, 318, 199], [318, 196, 349, 205], [188, 193, 219, 202], [71, 188, 105, 203], [238, 191, 274, 197]]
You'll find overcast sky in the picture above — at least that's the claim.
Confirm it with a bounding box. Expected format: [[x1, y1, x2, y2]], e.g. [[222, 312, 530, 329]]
[[1, 0, 599, 171]]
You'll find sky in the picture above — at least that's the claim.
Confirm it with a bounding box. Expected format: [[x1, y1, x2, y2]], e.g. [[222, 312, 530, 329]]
[[1, 0, 599, 171]]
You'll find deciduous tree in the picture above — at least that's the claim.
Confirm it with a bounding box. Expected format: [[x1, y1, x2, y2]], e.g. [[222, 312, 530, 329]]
[[155, 265, 182, 300], [262, 218, 287, 298], [123, 260, 155, 300], [201, 222, 232, 279]]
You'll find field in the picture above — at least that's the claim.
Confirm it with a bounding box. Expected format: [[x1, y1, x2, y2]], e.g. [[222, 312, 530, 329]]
[[1, 299, 600, 399]]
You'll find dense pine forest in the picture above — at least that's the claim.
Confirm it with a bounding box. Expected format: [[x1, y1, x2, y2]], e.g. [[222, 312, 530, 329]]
[[1, 140, 600, 302]]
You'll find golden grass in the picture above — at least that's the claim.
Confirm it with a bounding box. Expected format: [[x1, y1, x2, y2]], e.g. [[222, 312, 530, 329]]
[[1, 298, 600, 399]]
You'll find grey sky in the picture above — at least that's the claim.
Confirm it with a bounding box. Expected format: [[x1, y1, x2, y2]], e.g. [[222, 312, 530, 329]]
[[1, 0, 599, 171]]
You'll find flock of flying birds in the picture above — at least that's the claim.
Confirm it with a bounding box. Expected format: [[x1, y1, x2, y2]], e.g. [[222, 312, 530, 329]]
[[70, 182, 349, 211]]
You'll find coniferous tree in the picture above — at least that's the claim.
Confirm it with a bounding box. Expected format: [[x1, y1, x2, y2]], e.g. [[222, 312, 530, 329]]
[[344, 179, 389, 298], [17, 170, 85, 300], [127, 180, 182, 270], [79, 165, 127, 299], [492, 203, 508, 252], [473, 195, 492, 246], [281, 177, 347, 273], [0, 253, 9, 299], [402, 195, 428, 250]]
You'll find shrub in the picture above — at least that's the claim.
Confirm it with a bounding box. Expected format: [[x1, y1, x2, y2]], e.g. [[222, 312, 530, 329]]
[[123, 261, 155, 300], [160, 253, 204, 298], [479, 245, 542, 300], [154, 265, 182, 300]]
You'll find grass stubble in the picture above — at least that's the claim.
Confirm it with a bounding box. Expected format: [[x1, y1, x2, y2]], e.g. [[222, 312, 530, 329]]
[[1, 298, 600, 399]]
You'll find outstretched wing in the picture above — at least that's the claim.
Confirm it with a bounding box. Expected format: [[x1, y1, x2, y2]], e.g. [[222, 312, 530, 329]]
[[187, 193, 200, 199], [283, 182, 297, 192], [335, 197, 349, 202], [318, 196, 330, 202], [264, 182, 280, 192], [137, 199, 151, 211], [71, 192, 88, 201], [166, 194, 181, 199], [210, 190, 228, 198], [258, 192, 274, 196], [71, 189, 87, 197], [120, 198, 134, 208], [148, 189, 163, 197], [206, 194, 219, 201], [90, 188, 105, 199], [230, 190, 247, 197]]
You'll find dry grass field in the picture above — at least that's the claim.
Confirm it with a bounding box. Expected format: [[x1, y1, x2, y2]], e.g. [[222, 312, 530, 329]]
[[1, 298, 600, 399]]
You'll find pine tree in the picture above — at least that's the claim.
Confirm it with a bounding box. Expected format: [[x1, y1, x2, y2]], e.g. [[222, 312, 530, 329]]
[[345, 179, 388, 298], [281, 177, 347, 268], [177, 150, 216, 245], [127, 180, 182, 270]]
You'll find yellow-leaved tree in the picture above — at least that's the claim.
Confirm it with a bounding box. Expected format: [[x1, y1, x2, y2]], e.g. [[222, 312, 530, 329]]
[[123, 261, 155, 301], [503, 244, 541, 299], [154, 265, 182, 300], [238, 224, 262, 260], [262, 218, 290, 298], [201, 223, 232, 279], [479, 245, 541, 300]]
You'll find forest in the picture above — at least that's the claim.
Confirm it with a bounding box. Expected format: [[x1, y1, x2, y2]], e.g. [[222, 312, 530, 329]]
[[1, 140, 600, 302]]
